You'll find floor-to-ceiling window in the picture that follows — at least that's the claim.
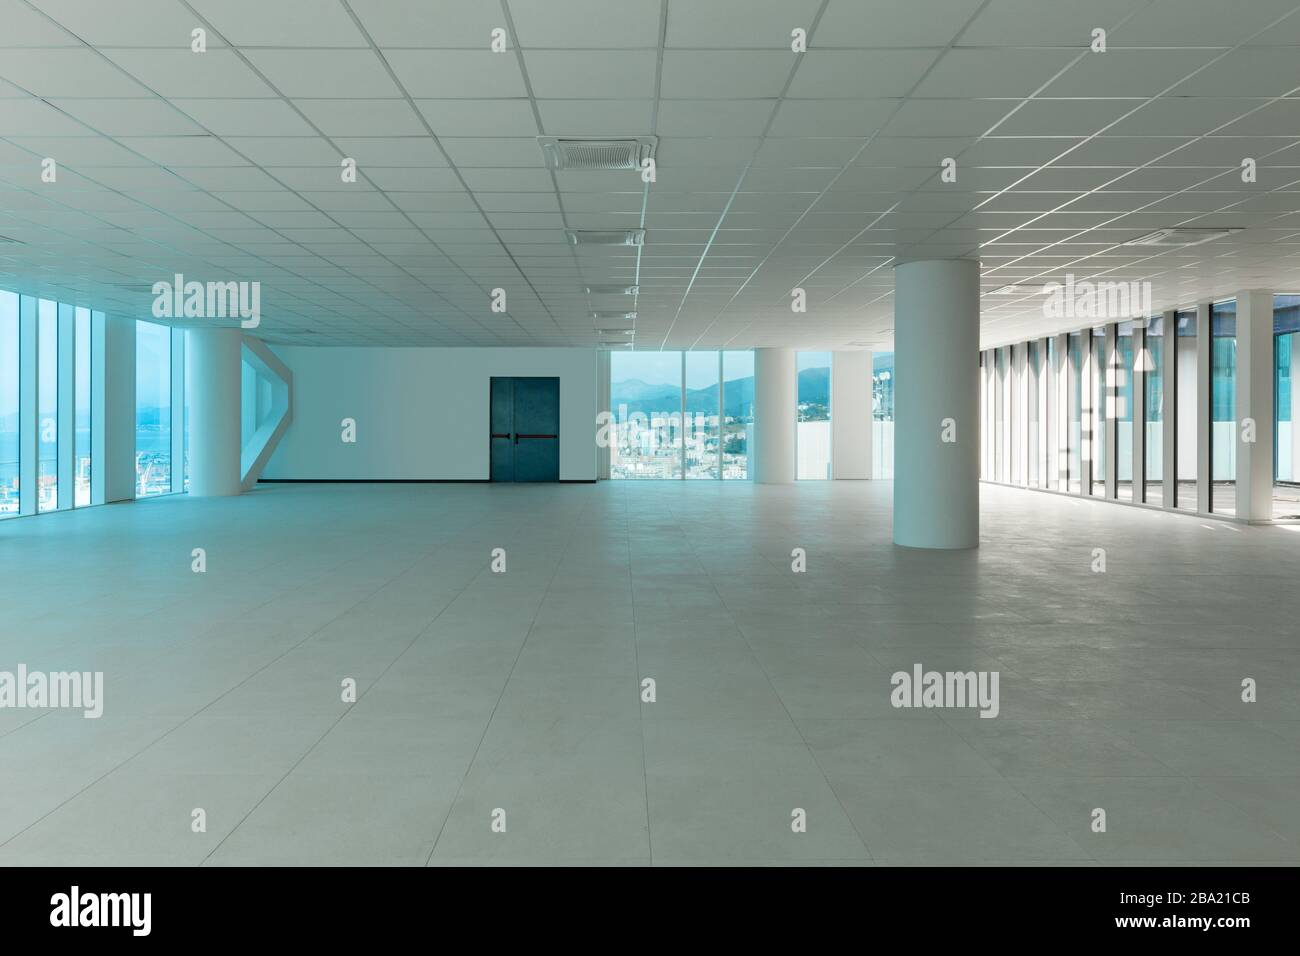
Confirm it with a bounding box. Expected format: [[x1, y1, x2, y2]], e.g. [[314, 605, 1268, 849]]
[[994, 347, 1007, 482], [1116, 323, 1134, 501], [1045, 335, 1055, 489], [979, 352, 989, 480], [1275, 294, 1300, 517], [1067, 332, 1083, 493], [1210, 300, 1237, 515], [1024, 343, 1034, 486], [1004, 346, 1016, 484], [136, 319, 172, 496], [685, 351, 719, 479], [1175, 310, 1198, 510], [1090, 327, 1106, 497], [1145, 316, 1164, 507], [610, 351, 753, 480], [0, 292, 17, 516], [721, 350, 752, 479], [796, 351, 831, 479], [75, 307, 91, 507], [872, 351, 894, 479], [37, 299, 57, 511]]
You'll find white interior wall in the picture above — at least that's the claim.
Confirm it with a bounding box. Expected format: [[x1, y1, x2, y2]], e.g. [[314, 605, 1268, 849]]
[[262, 347, 598, 481]]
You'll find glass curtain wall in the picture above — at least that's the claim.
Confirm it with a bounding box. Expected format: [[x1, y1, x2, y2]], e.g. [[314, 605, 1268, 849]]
[[37, 299, 57, 512], [1210, 300, 1237, 515], [136, 320, 172, 497], [685, 351, 720, 479], [1027, 341, 1040, 488], [0, 289, 142, 516], [1116, 322, 1134, 501], [75, 307, 91, 506], [611, 350, 753, 480], [1175, 310, 1198, 510], [796, 351, 831, 480], [1276, 295, 1300, 517], [1067, 332, 1083, 493], [1090, 327, 1106, 496], [0, 292, 17, 516], [1145, 316, 1164, 507], [722, 350, 753, 479], [872, 351, 894, 479]]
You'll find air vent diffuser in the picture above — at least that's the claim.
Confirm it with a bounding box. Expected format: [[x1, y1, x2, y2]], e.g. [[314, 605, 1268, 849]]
[[1124, 228, 1241, 247], [539, 136, 656, 171], [585, 284, 639, 295], [566, 230, 645, 247]]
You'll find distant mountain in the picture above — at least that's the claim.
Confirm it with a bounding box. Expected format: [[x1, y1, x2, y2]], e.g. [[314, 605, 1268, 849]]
[[611, 366, 829, 418], [798, 366, 829, 405], [609, 378, 679, 403]]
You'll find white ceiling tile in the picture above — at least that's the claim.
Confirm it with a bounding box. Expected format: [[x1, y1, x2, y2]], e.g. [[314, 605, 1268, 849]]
[[414, 99, 539, 137], [292, 99, 427, 137], [385, 50, 526, 98], [103, 50, 275, 98], [536, 100, 655, 135], [508, 0, 662, 48], [243, 49, 402, 98], [665, 0, 823, 48], [49, 98, 205, 136], [188, 0, 366, 47], [35, 0, 219, 47], [522, 50, 658, 99], [660, 51, 793, 99], [350, 0, 503, 47], [0, 49, 152, 97], [172, 98, 315, 136], [332, 138, 449, 167], [656, 100, 775, 137], [786, 50, 939, 99]]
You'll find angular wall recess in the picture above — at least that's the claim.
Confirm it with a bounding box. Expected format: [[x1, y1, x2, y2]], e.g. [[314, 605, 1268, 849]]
[[240, 335, 292, 491]]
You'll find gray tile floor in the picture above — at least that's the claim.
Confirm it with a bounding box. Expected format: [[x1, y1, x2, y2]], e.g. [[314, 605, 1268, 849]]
[[1, 480, 1298, 866]]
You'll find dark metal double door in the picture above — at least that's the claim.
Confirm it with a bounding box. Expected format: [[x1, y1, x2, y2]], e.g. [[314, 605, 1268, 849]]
[[490, 377, 560, 482]]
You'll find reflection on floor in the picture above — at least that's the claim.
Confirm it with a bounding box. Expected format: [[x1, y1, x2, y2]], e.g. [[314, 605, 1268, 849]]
[[1, 481, 1298, 866]]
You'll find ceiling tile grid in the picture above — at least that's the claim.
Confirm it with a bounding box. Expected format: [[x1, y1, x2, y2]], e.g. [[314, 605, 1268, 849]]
[[0, 0, 1296, 349]]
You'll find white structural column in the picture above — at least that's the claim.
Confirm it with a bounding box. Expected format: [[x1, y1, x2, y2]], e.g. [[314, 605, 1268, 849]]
[[1235, 289, 1274, 521], [752, 347, 796, 484], [894, 259, 980, 549], [187, 326, 243, 497], [595, 350, 611, 480], [831, 350, 871, 479]]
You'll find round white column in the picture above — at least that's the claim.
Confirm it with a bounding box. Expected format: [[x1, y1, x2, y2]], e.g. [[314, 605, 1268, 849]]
[[187, 327, 243, 496], [753, 347, 796, 484], [893, 259, 980, 549]]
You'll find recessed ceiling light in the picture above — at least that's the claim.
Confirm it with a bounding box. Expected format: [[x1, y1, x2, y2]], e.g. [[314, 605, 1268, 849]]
[[595, 328, 635, 335], [591, 310, 636, 320], [585, 284, 639, 295], [1124, 228, 1242, 247], [539, 136, 656, 171], [566, 229, 645, 246]]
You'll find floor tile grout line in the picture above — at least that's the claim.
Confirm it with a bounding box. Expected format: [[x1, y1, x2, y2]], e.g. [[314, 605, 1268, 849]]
[[422, 509, 584, 867], [0, 544, 408, 855], [625, 484, 655, 867], [675, 490, 877, 865], [199, 541, 491, 865]]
